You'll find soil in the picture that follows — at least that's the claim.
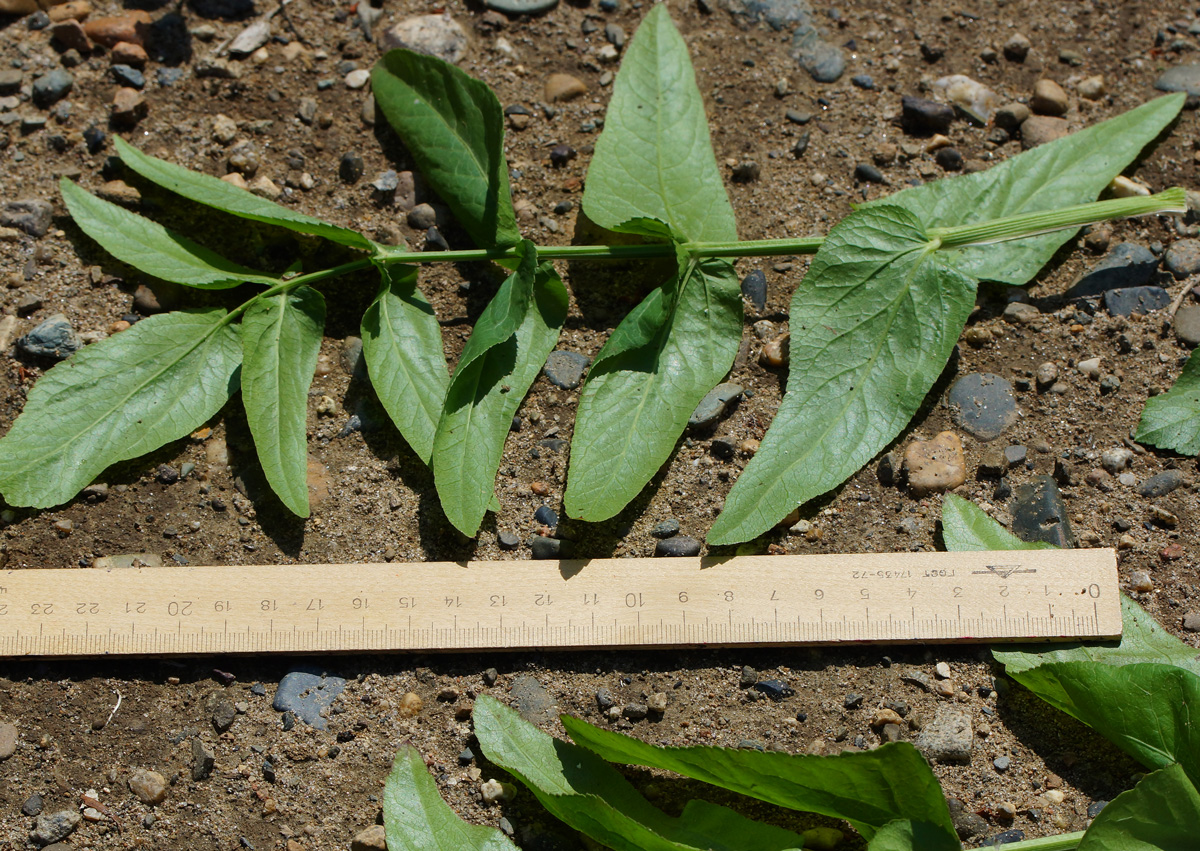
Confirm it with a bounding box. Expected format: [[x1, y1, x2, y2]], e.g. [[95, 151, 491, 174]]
[[2, 0, 1199, 848]]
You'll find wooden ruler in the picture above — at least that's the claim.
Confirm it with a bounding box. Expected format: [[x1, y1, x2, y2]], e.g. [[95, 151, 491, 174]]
[[0, 549, 1120, 657]]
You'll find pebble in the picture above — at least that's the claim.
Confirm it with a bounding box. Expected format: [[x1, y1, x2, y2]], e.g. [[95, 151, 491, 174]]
[[1165, 239, 1200, 278], [948, 798, 989, 839], [398, 692, 422, 717], [228, 19, 270, 56], [984, 829, 1026, 846], [741, 269, 767, 310], [1103, 286, 1170, 317], [544, 73, 587, 102], [851, 74, 874, 90], [935, 661, 952, 679], [531, 535, 561, 559], [1030, 79, 1068, 116], [84, 10, 151, 47], [1077, 75, 1106, 100], [481, 779, 514, 804], [689, 382, 742, 428], [1176, 305, 1200, 347], [112, 40, 148, 67], [1138, 470, 1183, 498], [50, 19, 91, 52], [340, 152, 364, 184], [407, 203, 438, 229], [533, 505, 558, 527], [914, 707, 973, 763], [380, 15, 469, 64], [497, 530, 520, 550], [933, 74, 996, 123], [650, 519, 681, 538], [935, 147, 963, 171], [993, 755, 1011, 771], [212, 700, 237, 732], [18, 314, 81, 360], [1155, 64, 1200, 96], [22, 793, 43, 815], [1020, 115, 1068, 148], [1003, 33, 1030, 62], [623, 703, 648, 720], [191, 738, 215, 780], [483, 667, 499, 686], [111, 87, 147, 127], [510, 674, 556, 724], [844, 692, 864, 709], [1011, 476, 1076, 548], [345, 69, 370, 89], [0, 721, 16, 759], [754, 679, 794, 700], [655, 536, 702, 557], [484, 0, 557, 13], [32, 69, 74, 108], [111, 63, 145, 89], [904, 431, 966, 496], [947, 373, 1017, 441], [994, 103, 1031, 131], [647, 692, 667, 713], [1069, 243, 1159, 297], [1100, 447, 1132, 474], [128, 768, 168, 804], [1035, 362, 1059, 389], [760, 333, 789, 367], [899, 95, 954, 136], [34, 811, 81, 845], [1003, 302, 1040, 324], [1128, 571, 1153, 592], [351, 825, 388, 851], [543, 350, 590, 390], [854, 163, 886, 184], [791, 26, 845, 82], [272, 669, 347, 730]]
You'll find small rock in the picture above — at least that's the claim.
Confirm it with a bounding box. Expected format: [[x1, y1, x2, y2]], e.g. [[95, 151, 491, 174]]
[[1003, 33, 1030, 62], [935, 147, 963, 171], [481, 779, 514, 805], [647, 692, 667, 713], [1129, 571, 1154, 592], [844, 692, 864, 709], [1020, 115, 1068, 148], [111, 87, 147, 127], [272, 669, 347, 730], [1068, 243, 1159, 297], [111, 41, 148, 67], [1138, 470, 1184, 498], [351, 825, 388, 851], [34, 810, 81, 845], [128, 768, 168, 804], [914, 707, 973, 763], [50, 19, 91, 52], [497, 530, 520, 550], [650, 519, 681, 538], [111, 63, 145, 89], [407, 203, 438, 230], [1100, 447, 1133, 474], [754, 679, 794, 700], [741, 269, 767, 310], [531, 536, 561, 559], [933, 74, 996, 123], [212, 700, 236, 732], [790, 26, 845, 83], [345, 68, 370, 89], [994, 102, 1031, 131], [380, 14, 469, 64], [339, 152, 364, 184], [904, 431, 967, 496], [855, 163, 886, 183], [228, 19, 270, 56], [0, 722, 16, 759], [1174, 305, 1200, 346], [1003, 302, 1040, 324], [545, 73, 587, 102], [947, 373, 1017, 441], [398, 692, 423, 717], [18, 314, 81, 360], [993, 755, 1011, 771], [623, 703, 648, 720], [655, 536, 702, 557], [689, 383, 742, 428], [84, 10, 151, 47], [191, 738, 215, 780], [543, 350, 589, 390], [1155, 64, 1200, 96], [1104, 286, 1170, 317], [32, 69, 74, 108], [511, 674, 556, 724], [1, 199, 52, 237], [1077, 75, 1106, 100], [1030, 79, 1068, 116], [1035, 362, 1058, 389], [1165, 239, 1200, 278], [1183, 612, 1200, 632], [21, 793, 42, 816], [948, 798, 989, 840], [1011, 476, 1076, 548]]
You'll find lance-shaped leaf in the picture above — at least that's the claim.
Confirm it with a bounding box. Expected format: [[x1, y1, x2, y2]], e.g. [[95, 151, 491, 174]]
[[709, 205, 976, 545], [871, 93, 1184, 284], [566, 256, 742, 522], [1077, 763, 1200, 851], [473, 697, 805, 851], [562, 715, 955, 840], [372, 50, 519, 249], [61, 178, 277, 289], [582, 4, 737, 244], [1135, 346, 1200, 455], [361, 263, 449, 465], [383, 745, 519, 851], [866, 821, 962, 851], [114, 136, 373, 251], [433, 244, 567, 536], [0, 308, 241, 508], [240, 286, 325, 517], [941, 494, 1054, 552]]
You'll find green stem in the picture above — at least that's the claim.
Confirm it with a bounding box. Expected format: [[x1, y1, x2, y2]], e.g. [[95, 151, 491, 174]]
[[990, 830, 1085, 851], [222, 257, 375, 324]]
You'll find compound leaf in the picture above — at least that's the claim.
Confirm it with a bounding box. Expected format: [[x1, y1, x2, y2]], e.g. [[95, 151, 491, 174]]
[[361, 263, 449, 465], [583, 4, 737, 244], [383, 745, 518, 851], [241, 286, 325, 517], [433, 244, 566, 536], [0, 308, 241, 508], [372, 49, 519, 249], [61, 178, 277, 289], [566, 256, 742, 522], [114, 136, 373, 251], [1135, 346, 1200, 455], [709, 205, 976, 545], [1077, 763, 1200, 851], [872, 93, 1184, 284]]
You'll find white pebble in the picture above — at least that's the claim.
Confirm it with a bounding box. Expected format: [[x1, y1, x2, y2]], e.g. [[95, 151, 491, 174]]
[[1077, 357, 1102, 378], [345, 69, 370, 89]]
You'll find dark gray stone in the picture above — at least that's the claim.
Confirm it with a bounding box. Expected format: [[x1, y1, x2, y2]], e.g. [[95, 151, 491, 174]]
[[1165, 239, 1200, 277], [32, 70, 73, 108], [901, 95, 954, 135], [543, 350, 589, 390], [1174, 304, 1200, 346], [1138, 470, 1184, 498], [1003, 445, 1027, 466], [339, 152, 364, 184], [947, 373, 1017, 441], [510, 674, 556, 724], [1155, 64, 1200, 95], [0, 70, 21, 96], [948, 798, 989, 840], [650, 518, 681, 538], [604, 22, 625, 48], [596, 687, 615, 709], [851, 74, 874, 90], [855, 163, 886, 183], [1011, 475, 1076, 548], [720, 0, 817, 30], [741, 269, 767, 310], [212, 700, 236, 732], [843, 692, 864, 709], [458, 747, 474, 764], [655, 536, 702, 557], [18, 314, 81, 360], [530, 535, 561, 559], [1087, 800, 1108, 818], [2, 199, 53, 237], [534, 505, 558, 526], [483, 667, 498, 685], [689, 383, 742, 428], [710, 437, 736, 459], [982, 830, 1027, 847], [791, 26, 845, 82], [22, 794, 43, 816], [622, 703, 648, 720], [191, 738, 215, 780], [34, 810, 81, 845], [1103, 286, 1170, 317], [272, 669, 347, 730], [935, 147, 963, 171], [740, 666, 757, 687], [993, 755, 1011, 771], [1067, 243, 1158, 298], [111, 64, 145, 89], [914, 707, 972, 763], [753, 679, 794, 700], [497, 530, 520, 550]]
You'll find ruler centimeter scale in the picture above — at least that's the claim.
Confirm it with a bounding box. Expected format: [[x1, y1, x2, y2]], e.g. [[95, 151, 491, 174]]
[[0, 550, 1121, 658]]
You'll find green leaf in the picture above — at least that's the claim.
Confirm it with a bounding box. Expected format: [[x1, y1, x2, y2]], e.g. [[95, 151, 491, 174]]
[[383, 745, 519, 851], [0, 308, 241, 508], [582, 4, 737, 244], [872, 93, 1184, 284], [114, 136, 373, 251], [433, 244, 567, 535], [993, 594, 1200, 681], [1077, 763, 1200, 851], [709, 205, 976, 545], [372, 50, 519, 249], [473, 697, 805, 851], [361, 263, 450, 465], [240, 286, 325, 517], [61, 178, 277, 289], [1135, 346, 1200, 455], [566, 256, 742, 521], [866, 820, 962, 851], [940, 494, 1055, 551], [999, 661, 1200, 784], [561, 715, 955, 840]]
